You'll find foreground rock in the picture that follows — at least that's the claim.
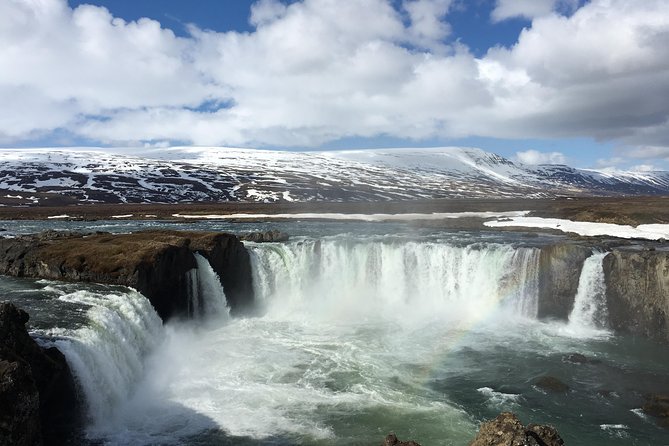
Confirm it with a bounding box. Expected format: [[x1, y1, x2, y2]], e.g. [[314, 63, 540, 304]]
[[535, 376, 570, 393], [382, 433, 421, 446], [0, 230, 254, 321], [0, 302, 79, 445], [643, 394, 669, 428], [469, 412, 565, 446], [603, 250, 669, 343]]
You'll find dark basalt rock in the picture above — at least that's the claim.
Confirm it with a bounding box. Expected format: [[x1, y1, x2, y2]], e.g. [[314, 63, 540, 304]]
[[0, 230, 255, 321], [537, 244, 591, 320], [468, 412, 564, 446], [239, 230, 289, 243], [603, 250, 669, 343], [535, 376, 570, 393], [643, 394, 669, 428], [563, 353, 588, 364], [0, 302, 80, 445], [382, 433, 421, 446], [0, 353, 40, 446]]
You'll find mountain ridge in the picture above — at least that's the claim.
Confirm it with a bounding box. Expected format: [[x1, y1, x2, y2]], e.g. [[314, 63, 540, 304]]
[[2, 146, 668, 205]]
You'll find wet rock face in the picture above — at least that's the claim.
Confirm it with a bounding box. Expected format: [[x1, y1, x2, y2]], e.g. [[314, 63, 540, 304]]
[[382, 433, 421, 446], [603, 250, 669, 343], [534, 376, 570, 393], [239, 230, 289, 243], [0, 302, 80, 446], [0, 230, 255, 321], [0, 354, 41, 446], [643, 394, 669, 428], [537, 244, 591, 320], [468, 412, 564, 446], [189, 233, 256, 316]]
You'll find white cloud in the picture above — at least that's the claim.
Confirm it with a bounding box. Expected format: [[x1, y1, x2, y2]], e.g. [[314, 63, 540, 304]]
[[515, 150, 566, 165], [491, 0, 578, 23], [403, 0, 454, 51], [622, 146, 669, 159], [0, 0, 668, 154], [250, 0, 287, 27]]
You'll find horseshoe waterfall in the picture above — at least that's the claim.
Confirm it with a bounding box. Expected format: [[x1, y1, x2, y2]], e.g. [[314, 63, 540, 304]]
[[3, 231, 668, 446]]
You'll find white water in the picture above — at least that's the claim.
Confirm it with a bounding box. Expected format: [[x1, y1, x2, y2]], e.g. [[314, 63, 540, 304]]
[[45, 288, 163, 431], [250, 239, 540, 324], [35, 240, 641, 445], [186, 253, 230, 319], [567, 252, 610, 335]]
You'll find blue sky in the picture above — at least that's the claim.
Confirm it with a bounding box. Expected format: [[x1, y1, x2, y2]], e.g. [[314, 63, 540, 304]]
[[2, 0, 668, 170]]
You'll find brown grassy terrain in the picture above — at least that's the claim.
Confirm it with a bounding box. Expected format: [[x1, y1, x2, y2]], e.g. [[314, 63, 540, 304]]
[[0, 196, 667, 225], [34, 230, 227, 275]]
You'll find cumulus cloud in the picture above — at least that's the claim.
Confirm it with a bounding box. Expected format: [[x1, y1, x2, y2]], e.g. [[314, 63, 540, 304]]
[[0, 0, 668, 152], [491, 0, 579, 23], [515, 150, 566, 165]]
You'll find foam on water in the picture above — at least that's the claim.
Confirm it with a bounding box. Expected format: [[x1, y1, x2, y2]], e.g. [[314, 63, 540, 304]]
[[476, 387, 522, 408]]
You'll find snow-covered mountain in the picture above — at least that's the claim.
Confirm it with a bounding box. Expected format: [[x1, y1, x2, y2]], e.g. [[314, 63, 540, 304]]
[[2, 146, 669, 205]]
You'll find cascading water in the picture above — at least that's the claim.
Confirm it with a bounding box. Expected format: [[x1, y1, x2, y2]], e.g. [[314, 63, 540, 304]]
[[568, 252, 610, 333], [43, 287, 163, 431], [503, 248, 540, 318], [249, 239, 541, 323], [186, 253, 230, 319], [10, 231, 662, 446], [38, 252, 229, 441]]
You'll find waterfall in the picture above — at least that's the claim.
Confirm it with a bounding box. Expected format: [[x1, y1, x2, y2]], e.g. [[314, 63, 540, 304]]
[[186, 253, 230, 319], [503, 248, 540, 318], [46, 288, 163, 429], [568, 252, 609, 331], [248, 239, 541, 323]]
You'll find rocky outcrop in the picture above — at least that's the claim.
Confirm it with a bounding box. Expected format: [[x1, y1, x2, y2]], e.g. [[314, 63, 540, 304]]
[[468, 412, 564, 446], [538, 244, 591, 319], [603, 249, 669, 343], [534, 376, 570, 393], [382, 433, 421, 446], [239, 230, 289, 243], [189, 233, 255, 315], [0, 230, 255, 321], [0, 302, 79, 445], [643, 394, 669, 428]]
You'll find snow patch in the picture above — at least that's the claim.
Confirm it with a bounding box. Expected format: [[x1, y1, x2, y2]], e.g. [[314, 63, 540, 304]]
[[484, 216, 669, 240]]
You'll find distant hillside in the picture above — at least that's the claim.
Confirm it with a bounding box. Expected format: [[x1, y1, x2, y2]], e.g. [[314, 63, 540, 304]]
[[1, 147, 668, 205]]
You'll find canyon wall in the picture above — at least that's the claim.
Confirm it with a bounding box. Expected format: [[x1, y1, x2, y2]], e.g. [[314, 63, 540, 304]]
[[603, 249, 669, 343], [0, 230, 255, 321]]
